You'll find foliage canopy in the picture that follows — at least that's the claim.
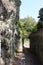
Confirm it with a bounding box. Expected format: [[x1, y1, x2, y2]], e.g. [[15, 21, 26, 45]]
[[18, 17, 37, 35]]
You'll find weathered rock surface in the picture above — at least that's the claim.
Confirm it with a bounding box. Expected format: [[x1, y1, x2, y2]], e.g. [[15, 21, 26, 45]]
[[29, 28, 43, 64], [0, 0, 21, 65]]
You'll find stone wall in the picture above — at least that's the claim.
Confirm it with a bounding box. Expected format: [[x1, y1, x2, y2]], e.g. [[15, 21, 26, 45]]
[[0, 0, 21, 65], [29, 28, 43, 64]]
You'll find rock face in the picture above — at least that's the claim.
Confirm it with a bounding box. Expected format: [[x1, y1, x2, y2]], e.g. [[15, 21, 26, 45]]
[[0, 0, 21, 65], [29, 28, 43, 64], [0, 57, 5, 65]]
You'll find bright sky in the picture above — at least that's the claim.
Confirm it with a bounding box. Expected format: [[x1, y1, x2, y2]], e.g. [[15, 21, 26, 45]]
[[20, 0, 43, 21]]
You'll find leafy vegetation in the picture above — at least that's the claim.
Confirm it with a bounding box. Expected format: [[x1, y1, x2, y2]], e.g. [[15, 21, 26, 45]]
[[18, 17, 37, 42], [18, 17, 37, 34]]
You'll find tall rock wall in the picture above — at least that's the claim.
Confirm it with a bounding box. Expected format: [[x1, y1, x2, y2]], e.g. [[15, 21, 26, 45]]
[[0, 0, 21, 65], [29, 28, 43, 64]]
